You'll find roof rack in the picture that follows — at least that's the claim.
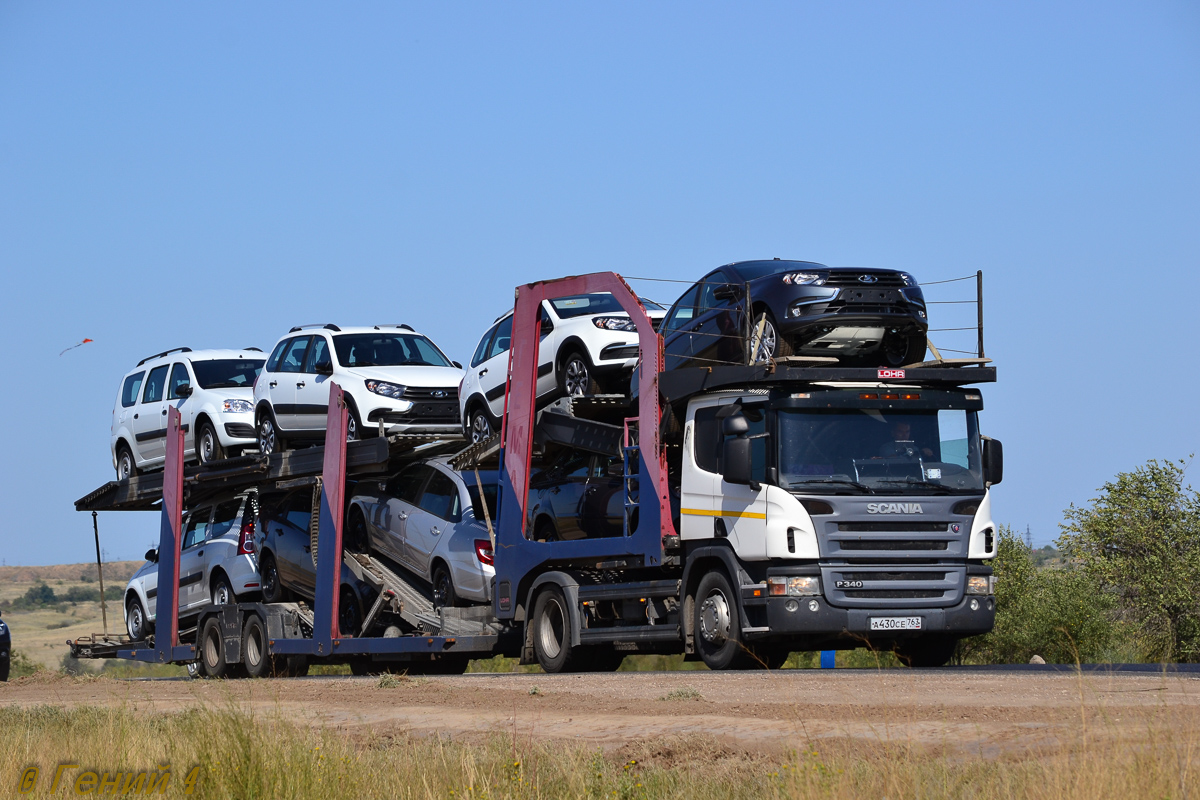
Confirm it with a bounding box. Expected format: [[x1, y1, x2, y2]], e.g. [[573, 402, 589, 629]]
[[136, 347, 192, 367], [288, 324, 341, 333], [373, 324, 415, 331], [244, 346, 263, 352]]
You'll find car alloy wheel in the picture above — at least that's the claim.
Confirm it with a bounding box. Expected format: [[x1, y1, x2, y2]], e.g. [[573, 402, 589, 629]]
[[257, 414, 277, 456], [751, 315, 778, 363], [563, 355, 591, 397], [470, 410, 492, 443]]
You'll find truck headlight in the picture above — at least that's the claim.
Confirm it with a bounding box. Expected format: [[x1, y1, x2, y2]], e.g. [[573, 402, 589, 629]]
[[767, 576, 821, 596], [222, 399, 253, 414], [592, 316, 637, 332], [366, 380, 406, 399], [966, 576, 995, 595]]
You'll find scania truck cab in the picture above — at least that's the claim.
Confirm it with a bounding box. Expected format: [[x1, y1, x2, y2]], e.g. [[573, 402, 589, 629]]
[[671, 376, 1000, 668]]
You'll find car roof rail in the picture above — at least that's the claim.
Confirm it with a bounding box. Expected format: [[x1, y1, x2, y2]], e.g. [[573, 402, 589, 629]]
[[288, 324, 342, 333], [373, 324, 415, 331], [244, 347, 263, 352], [137, 347, 192, 366]]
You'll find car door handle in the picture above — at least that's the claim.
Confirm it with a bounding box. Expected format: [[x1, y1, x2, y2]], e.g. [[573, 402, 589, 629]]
[[478, 368, 488, 377], [133, 413, 139, 419], [690, 323, 703, 331], [162, 409, 168, 415], [296, 381, 305, 388], [197, 550, 203, 557], [431, 527, 441, 536], [397, 512, 407, 521]]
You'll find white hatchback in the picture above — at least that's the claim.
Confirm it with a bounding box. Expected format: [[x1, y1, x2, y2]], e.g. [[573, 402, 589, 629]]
[[111, 348, 265, 478], [253, 325, 465, 453], [458, 294, 665, 442]]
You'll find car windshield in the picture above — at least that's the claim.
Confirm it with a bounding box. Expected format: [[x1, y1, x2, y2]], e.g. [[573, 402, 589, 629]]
[[191, 359, 265, 389], [333, 333, 454, 368], [777, 408, 984, 494], [462, 472, 499, 521]]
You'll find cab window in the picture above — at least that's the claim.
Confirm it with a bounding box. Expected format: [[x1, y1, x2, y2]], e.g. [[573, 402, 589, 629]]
[[693, 403, 767, 481], [142, 365, 169, 403], [182, 509, 211, 549], [168, 364, 191, 399], [121, 372, 145, 408]]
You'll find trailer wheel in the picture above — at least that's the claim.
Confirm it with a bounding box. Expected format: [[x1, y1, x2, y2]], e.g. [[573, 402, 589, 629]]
[[531, 586, 578, 673], [242, 614, 279, 678], [200, 617, 230, 678], [694, 570, 752, 670]]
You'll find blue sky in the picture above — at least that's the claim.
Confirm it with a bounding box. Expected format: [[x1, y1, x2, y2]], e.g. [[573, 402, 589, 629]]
[[1, 2, 1197, 565]]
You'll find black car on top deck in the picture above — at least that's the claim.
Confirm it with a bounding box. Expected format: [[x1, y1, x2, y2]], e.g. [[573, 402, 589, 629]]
[[659, 260, 929, 370]]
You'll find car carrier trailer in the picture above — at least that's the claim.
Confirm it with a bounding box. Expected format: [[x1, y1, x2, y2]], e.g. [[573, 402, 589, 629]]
[[72, 270, 1001, 675]]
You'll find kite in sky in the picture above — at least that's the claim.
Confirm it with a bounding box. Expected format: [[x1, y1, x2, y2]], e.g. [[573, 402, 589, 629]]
[[60, 338, 94, 356]]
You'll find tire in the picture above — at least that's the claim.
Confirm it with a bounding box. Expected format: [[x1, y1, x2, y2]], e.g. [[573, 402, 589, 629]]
[[346, 509, 370, 554], [260, 552, 291, 604], [534, 517, 558, 543], [694, 570, 753, 670], [350, 659, 378, 676], [257, 408, 284, 456], [126, 597, 152, 640], [531, 586, 578, 673], [559, 350, 599, 398], [241, 614, 280, 678], [880, 332, 926, 368], [339, 586, 363, 638], [283, 656, 309, 677], [346, 403, 362, 442], [196, 421, 225, 466], [419, 655, 471, 675], [432, 565, 459, 609], [575, 648, 626, 673], [115, 445, 136, 481], [211, 574, 234, 607], [750, 311, 793, 363], [1, 657, 9, 682], [465, 405, 494, 444], [200, 617, 229, 678], [894, 635, 957, 668]]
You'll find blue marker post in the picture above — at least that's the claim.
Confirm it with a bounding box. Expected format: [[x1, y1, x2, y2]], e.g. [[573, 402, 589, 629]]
[[820, 650, 836, 669]]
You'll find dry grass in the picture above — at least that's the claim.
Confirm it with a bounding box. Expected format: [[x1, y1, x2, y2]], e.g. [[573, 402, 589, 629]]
[[1, 686, 1196, 799]]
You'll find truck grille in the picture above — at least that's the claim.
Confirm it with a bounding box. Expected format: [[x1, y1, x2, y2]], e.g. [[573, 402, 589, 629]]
[[822, 565, 964, 609], [838, 522, 949, 532], [839, 540, 948, 551], [845, 590, 945, 599]]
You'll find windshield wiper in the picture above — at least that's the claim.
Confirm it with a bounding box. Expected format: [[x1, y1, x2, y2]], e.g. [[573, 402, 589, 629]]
[[875, 479, 958, 494], [787, 479, 873, 494]]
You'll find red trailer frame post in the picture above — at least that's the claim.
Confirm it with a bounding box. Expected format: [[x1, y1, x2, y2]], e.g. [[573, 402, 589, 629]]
[[147, 406, 192, 663], [311, 381, 348, 653]]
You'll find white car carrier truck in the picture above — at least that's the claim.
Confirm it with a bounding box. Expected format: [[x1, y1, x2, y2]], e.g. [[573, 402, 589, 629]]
[[71, 271, 1000, 674]]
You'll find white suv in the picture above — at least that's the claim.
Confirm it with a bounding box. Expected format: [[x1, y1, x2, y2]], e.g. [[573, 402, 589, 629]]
[[111, 348, 265, 478], [458, 293, 665, 442], [253, 325, 465, 453]]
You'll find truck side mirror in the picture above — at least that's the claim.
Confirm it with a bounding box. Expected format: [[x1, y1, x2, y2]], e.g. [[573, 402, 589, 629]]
[[722, 436, 753, 485], [174, 384, 192, 398], [983, 438, 1004, 486], [145, 548, 158, 563]]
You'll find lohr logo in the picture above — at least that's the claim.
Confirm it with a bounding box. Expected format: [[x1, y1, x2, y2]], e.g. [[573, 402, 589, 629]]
[[866, 502, 924, 514]]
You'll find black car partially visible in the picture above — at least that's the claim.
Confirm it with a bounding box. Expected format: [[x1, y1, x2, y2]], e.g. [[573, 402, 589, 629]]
[[0, 610, 10, 681], [658, 260, 928, 369]]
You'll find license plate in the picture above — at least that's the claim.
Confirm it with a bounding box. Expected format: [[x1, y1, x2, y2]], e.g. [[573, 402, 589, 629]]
[[869, 616, 922, 631]]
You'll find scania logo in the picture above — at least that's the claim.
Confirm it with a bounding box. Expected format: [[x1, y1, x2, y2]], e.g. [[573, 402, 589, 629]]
[[866, 502, 924, 514], [431, 390, 448, 398], [858, 274, 878, 284]]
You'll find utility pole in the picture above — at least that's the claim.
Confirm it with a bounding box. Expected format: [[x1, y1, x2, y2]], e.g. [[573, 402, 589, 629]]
[[92, 511, 108, 637]]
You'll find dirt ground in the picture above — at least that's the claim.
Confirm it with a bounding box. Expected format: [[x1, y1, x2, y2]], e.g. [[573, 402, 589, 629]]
[[4, 668, 1198, 757]]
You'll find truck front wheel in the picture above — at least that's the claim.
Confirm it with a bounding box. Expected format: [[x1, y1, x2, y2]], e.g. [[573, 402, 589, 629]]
[[695, 571, 753, 670], [531, 586, 578, 673]]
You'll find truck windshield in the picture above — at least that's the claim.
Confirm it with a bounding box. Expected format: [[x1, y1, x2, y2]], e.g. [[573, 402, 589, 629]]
[[191, 359, 265, 389], [777, 408, 983, 494]]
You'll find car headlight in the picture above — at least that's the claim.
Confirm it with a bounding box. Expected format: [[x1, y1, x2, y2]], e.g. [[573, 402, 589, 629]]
[[899, 272, 917, 286], [767, 576, 821, 596], [781, 272, 825, 286], [966, 576, 995, 595], [221, 399, 254, 414], [592, 316, 637, 332], [366, 380, 406, 399]]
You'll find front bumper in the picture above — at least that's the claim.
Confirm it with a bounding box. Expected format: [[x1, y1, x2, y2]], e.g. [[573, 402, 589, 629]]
[[742, 591, 995, 642]]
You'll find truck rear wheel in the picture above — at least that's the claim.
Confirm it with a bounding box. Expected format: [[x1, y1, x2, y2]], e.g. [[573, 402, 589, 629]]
[[242, 614, 280, 678], [531, 586, 578, 673], [200, 617, 230, 678], [694, 570, 753, 670], [894, 635, 957, 668]]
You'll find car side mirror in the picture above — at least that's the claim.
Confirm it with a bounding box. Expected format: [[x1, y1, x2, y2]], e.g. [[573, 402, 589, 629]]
[[174, 384, 192, 398], [540, 318, 554, 336], [145, 548, 158, 563], [983, 437, 1003, 486], [314, 360, 334, 375], [713, 284, 742, 302], [452, 361, 463, 369]]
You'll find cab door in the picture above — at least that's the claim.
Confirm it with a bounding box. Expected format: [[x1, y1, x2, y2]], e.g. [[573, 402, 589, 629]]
[[132, 364, 170, 465], [715, 403, 770, 559]]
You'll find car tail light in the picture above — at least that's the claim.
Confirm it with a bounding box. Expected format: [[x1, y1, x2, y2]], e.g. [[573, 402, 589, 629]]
[[474, 539, 494, 566], [238, 521, 256, 555]]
